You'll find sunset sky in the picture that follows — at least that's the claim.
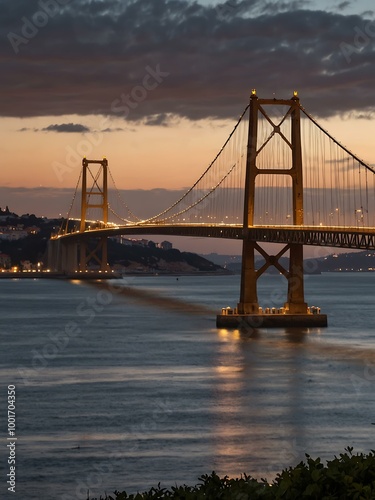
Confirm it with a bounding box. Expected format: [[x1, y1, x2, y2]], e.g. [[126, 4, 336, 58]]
[[1, 0, 375, 252]]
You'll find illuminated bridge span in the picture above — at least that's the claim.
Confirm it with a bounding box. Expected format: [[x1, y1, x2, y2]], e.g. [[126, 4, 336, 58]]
[[48, 91, 375, 327]]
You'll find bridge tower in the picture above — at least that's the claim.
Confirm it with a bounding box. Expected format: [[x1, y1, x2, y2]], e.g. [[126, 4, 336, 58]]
[[78, 157, 109, 272], [218, 91, 326, 327], [238, 90, 307, 315]]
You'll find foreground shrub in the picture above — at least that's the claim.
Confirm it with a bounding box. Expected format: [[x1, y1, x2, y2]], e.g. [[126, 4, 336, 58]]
[[91, 447, 375, 499]]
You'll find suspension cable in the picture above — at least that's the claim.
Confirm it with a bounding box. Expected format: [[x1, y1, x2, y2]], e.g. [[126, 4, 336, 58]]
[[108, 166, 141, 222], [154, 163, 238, 223], [300, 106, 375, 173], [58, 170, 82, 235], [142, 104, 250, 223]]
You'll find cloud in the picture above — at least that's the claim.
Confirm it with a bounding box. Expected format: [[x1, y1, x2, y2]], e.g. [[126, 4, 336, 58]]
[[353, 112, 375, 120], [143, 113, 176, 126], [0, 185, 189, 220], [41, 123, 91, 133], [18, 123, 127, 133], [101, 126, 128, 132], [2, 0, 375, 121], [18, 123, 90, 133], [337, 1, 351, 10]]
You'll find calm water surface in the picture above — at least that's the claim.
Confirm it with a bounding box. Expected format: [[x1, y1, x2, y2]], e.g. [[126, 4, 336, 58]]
[[1, 273, 375, 499]]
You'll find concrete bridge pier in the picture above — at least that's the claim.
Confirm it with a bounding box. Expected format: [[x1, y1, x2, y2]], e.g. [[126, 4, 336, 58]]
[[79, 241, 87, 272], [61, 241, 78, 274], [285, 243, 308, 314], [47, 239, 59, 272], [237, 239, 259, 314], [47, 239, 78, 274]]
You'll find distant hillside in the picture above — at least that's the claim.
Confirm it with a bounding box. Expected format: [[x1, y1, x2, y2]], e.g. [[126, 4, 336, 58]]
[[306, 250, 375, 273], [200, 253, 242, 267], [205, 251, 375, 274], [107, 239, 226, 274], [0, 214, 60, 265]]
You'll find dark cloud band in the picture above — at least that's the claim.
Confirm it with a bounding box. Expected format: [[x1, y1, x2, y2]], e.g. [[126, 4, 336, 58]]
[[1, 0, 375, 120]]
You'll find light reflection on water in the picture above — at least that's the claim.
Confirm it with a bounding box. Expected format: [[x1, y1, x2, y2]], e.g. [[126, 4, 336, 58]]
[[0, 274, 374, 499]]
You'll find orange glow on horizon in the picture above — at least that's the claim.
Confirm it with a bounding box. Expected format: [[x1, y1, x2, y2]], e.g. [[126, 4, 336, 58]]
[[1, 112, 374, 191]]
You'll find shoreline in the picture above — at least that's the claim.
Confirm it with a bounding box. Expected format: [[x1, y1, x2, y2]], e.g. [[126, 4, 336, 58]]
[[0, 270, 233, 279]]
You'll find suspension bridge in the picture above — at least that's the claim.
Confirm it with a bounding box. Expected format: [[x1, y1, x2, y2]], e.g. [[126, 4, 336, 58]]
[[48, 90, 375, 328]]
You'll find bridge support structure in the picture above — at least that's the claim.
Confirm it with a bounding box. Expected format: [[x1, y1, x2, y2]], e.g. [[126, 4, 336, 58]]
[[218, 90, 327, 328], [47, 158, 110, 275], [78, 157, 110, 273], [47, 238, 78, 274]]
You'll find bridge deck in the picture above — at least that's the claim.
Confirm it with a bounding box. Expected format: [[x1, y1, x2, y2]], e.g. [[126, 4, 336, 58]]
[[53, 224, 375, 251]]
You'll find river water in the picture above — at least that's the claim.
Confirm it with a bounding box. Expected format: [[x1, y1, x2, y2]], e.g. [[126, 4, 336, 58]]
[[1, 273, 375, 499]]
